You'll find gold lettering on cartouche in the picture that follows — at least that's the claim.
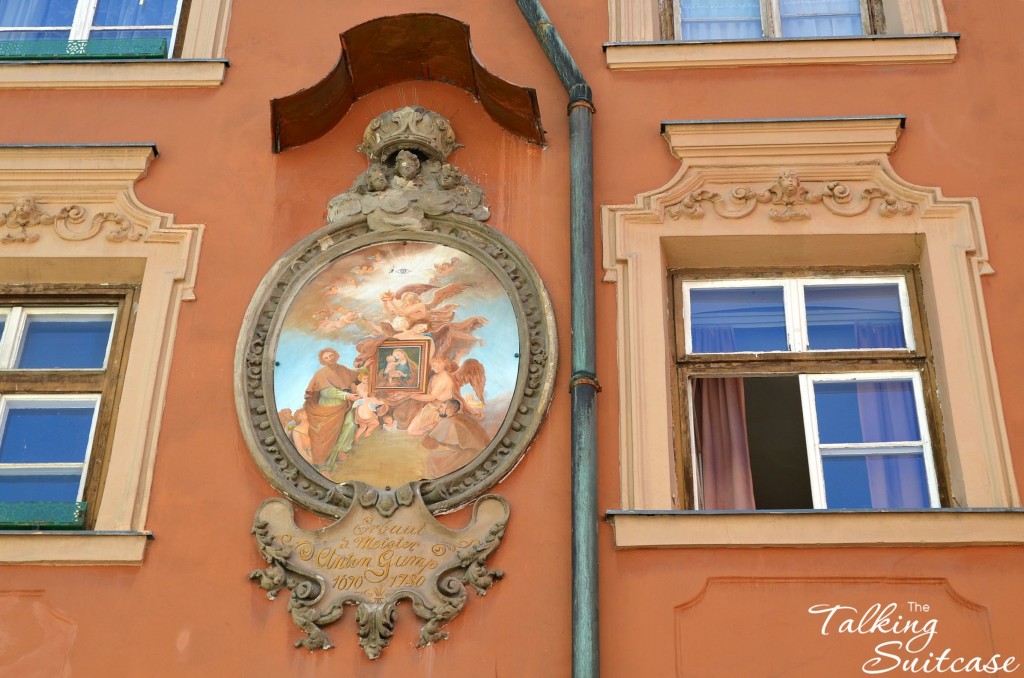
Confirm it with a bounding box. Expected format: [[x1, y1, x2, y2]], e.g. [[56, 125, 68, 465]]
[[272, 516, 462, 592]]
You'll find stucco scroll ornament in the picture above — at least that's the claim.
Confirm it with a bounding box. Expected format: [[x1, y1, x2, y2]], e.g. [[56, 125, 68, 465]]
[[0, 196, 83, 243], [667, 170, 914, 222], [0, 196, 146, 243], [249, 483, 507, 658]]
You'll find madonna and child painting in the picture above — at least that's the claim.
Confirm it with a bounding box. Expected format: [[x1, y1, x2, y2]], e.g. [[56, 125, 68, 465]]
[[273, 240, 518, 488]]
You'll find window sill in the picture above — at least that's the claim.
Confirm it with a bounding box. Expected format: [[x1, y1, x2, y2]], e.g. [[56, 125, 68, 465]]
[[606, 509, 1024, 548], [0, 530, 152, 564], [0, 58, 227, 89], [603, 34, 958, 70]]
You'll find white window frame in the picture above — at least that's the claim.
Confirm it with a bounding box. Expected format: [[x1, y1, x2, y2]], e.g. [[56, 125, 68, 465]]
[[0, 394, 102, 503], [681, 274, 938, 511], [0, 306, 117, 370], [800, 371, 940, 509], [682, 276, 915, 355], [0, 0, 185, 57]]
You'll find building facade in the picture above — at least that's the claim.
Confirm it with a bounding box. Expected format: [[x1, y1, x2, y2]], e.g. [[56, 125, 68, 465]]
[[1, 1, 1022, 676]]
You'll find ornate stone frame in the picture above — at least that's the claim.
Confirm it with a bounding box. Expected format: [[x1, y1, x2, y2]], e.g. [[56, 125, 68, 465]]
[[236, 213, 557, 516], [601, 116, 1023, 547]]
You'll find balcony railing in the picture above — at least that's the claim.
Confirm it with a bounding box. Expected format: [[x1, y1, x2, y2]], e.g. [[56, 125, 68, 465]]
[[0, 38, 167, 60]]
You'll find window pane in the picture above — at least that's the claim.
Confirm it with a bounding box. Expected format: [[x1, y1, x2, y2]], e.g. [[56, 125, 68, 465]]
[[0, 405, 95, 463], [87, 27, 171, 41], [17, 314, 113, 368], [0, 1, 77, 28], [93, 0, 178, 27], [822, 452, 929, 509], [780, 0, 863, 37], [805, 283, 907, 350], [0, 29, 71, 41], [814, 379, 921, 444], [679, 0, 762, 40], [0, 473, 82, 502], [690, 287, 787, 352]]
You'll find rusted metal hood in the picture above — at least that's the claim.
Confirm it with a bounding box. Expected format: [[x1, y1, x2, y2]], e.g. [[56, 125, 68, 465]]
[[271, 13, 545, 153]]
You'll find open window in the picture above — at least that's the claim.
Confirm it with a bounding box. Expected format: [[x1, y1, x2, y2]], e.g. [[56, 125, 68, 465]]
[[676, 273, 943, 511], [601, 117, 1020, 547]]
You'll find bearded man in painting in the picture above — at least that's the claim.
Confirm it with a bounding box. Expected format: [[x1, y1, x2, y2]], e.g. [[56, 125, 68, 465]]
[[303, 348, 358, 467]]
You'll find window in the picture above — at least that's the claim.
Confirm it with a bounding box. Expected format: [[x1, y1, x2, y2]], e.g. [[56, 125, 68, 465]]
[[0, 145, 202, 563], [0, 0, 230, 89], [677, 274, 942, 511], [0, 291, 135, 529], [0, 0, 185, 59], [677, 0, 880, 41], [604, 0, 955, 69], [601, 117, 1021, 547]]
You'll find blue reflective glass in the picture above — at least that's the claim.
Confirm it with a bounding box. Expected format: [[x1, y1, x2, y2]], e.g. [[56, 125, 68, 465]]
[[814, 380, 920, 444], [93, 0, 177, 26], [17, 316, 112, 369], [690, 287, 787, 352], [679, 0, 762, 40], [0, 317, 5, 341], [0, 29, 71, 41], [0, 406, 94, 463], [822, 453, 929, 509], [780, 0, 862, 37], [0, 1, 77, 28], [87, 27, 170, 42], [0, 473, 81, 501], [805, 284, 906, 350]]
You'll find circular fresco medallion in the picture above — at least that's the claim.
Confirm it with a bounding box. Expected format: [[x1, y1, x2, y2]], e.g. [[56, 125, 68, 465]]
[[236, 216, 556, 516]]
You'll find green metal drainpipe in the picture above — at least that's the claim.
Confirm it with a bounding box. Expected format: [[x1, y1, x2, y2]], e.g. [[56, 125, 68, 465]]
[[512, 2, 599, 676]]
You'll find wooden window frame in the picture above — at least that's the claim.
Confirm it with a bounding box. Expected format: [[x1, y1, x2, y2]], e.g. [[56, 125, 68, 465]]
[[670, 267, 949, 511], [0, 285, 138, 528]]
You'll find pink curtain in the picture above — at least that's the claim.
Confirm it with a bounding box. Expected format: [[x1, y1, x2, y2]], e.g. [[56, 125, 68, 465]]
[[856, 381, 927, 508], [694, 378, 755, 510]]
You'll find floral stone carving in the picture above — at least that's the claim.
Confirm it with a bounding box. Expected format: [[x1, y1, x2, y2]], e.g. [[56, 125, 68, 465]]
[[667, 170, 914, 222], [250, 483, 507, 658]]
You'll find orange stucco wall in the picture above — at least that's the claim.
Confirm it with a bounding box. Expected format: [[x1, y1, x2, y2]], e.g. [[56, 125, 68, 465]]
[[2, 1, 1024, 676]]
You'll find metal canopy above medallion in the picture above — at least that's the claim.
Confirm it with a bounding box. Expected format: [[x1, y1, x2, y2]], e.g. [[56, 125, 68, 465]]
[[236, 106, 556, 657]]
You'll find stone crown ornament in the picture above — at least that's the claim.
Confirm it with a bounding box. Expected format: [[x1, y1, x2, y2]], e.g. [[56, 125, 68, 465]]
[[357, 106, 461, 163]]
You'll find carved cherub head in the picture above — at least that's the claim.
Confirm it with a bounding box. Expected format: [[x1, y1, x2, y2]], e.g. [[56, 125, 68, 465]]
[[779, 170, 800, 196], [14, 196, 36, 216], [10, 196, 39, 225], [438, 164, 462, 190], [364, 165, 388, 192], [771, 170, 808, 204], [395, 150, 421, 180]]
